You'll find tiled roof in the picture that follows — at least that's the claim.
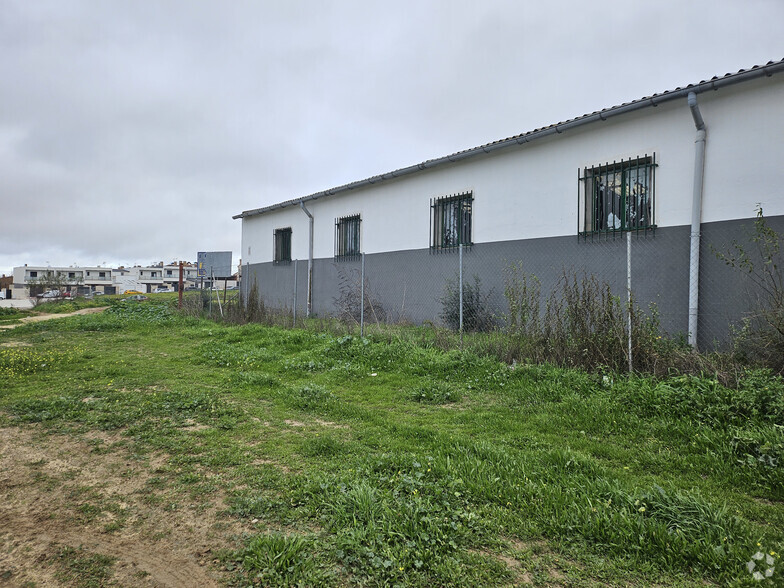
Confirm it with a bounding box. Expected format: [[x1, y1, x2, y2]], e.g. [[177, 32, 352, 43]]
[[235, 59, 784, 219]]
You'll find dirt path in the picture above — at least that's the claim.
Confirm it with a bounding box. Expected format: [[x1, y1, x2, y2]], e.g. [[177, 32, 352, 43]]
[[0, 307, 107, 330], [0, 426, 245, 587]]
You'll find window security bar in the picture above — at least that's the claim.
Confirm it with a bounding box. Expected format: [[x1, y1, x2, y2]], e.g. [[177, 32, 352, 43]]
[[579, 154, 656, 239]]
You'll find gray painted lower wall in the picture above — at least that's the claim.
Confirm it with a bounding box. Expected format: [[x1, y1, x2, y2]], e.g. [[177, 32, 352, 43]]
[[244, 214, 784, 349]]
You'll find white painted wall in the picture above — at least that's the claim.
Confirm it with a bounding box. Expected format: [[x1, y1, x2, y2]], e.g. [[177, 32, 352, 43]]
[[240, 75, 784, 264], [698, 78, 784, 223]]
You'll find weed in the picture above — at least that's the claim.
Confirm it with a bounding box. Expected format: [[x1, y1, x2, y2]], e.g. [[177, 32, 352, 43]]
[[302, 434, 344, 457], [235, 533, 328, 587], [287, 384, 334, 411], [0, 345, 82, 377], [196, 340, 278, 368], [106, 300, 174, 325], [409, 380, 462, 404], [53, 545, 115, 588]]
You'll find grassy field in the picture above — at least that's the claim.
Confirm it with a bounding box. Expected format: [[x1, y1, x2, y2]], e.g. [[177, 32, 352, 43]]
[[0, 298, 782, 586]]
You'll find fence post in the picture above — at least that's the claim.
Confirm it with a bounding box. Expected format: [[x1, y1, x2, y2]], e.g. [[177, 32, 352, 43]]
[[459, 243, 464, 347], [213, 271, 224, 318], [626, 232, 633, 373], [207, 275, 211, 316], [360, 253, 365, 338], [293, 259, 298, 327]]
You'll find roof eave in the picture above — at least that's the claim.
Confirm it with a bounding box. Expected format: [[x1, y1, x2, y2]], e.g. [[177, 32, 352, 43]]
[[234, 59, 784, 220]]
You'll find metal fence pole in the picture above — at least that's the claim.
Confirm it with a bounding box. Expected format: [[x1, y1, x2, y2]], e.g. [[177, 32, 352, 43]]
[[293, 259, 298, 327], [213, 271, 224, 318], [360, 253, 365, 337], [459, 244, 464, 347], [244, 262, 249, 305], [627, 232, 633, 373], [207, 275, 211, 316]]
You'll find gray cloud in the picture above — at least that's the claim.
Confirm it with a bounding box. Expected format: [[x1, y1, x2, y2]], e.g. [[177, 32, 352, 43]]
[[1, 0, 782, 275]]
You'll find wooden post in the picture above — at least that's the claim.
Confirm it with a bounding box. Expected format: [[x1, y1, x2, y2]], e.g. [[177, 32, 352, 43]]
[[178, 261, 183, 309]]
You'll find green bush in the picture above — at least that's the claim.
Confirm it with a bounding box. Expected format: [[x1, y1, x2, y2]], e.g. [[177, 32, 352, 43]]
[[439, 274, 495, 332], [714, 206, 784, 374]]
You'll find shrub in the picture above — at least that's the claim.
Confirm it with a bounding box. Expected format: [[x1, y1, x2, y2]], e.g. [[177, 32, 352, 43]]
[[439, 274, 495, 332], [714, 205, 784, 373], [333, 265, 386, 325]]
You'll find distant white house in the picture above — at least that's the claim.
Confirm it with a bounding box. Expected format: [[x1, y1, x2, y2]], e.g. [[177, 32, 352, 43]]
[[135, 263, 199, 293], [234, 59, 780, 346], [11, 261, 202, 297], [12, 265, 118, 297]]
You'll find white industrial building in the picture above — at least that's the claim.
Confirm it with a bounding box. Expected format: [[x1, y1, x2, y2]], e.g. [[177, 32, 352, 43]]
[[239, 59, 780, 345]]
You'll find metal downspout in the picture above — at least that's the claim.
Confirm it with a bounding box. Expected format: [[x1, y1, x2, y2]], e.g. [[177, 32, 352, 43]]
[[299, 201, 314, 317], [687, 92, 706, 347]]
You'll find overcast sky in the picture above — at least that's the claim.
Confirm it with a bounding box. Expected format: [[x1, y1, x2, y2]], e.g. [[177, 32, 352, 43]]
[[1, 0, 782, 276]]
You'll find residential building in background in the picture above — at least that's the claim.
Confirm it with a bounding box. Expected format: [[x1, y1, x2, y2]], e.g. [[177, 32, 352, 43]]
[[10, 261, 202, 297], [0, 274, 12, 299], [11, 265, 117, 297], [137, 262, 199, 293]]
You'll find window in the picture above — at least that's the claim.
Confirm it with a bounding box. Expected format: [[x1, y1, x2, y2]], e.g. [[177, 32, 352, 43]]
[[166, 270, 173, 277], [580, 154, 656, 235], [68, 272, 75, 279], [30, 271, 38, 278], [150, 272, 157, 278], [274, 227, 292, 264], [335, 215, 361, 260], [431, 192, 473, 251]]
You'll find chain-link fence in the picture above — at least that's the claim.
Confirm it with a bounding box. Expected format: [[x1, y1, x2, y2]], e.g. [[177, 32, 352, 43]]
[[240, 217, 782, 370]]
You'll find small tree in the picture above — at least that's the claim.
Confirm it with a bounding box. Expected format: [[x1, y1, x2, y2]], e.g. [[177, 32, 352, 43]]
[[28, 270, 83, 297], [714, 205, 784, 372]]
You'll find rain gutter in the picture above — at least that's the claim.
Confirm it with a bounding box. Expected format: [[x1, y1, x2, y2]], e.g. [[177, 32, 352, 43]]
[[233, 61, 784, 221], [687, 92, 706, 348], [299, 201, 314, 317]]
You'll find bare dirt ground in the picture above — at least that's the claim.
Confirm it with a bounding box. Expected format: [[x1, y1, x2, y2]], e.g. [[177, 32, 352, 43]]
[[0, 426, 247, 587], [0, 307, 107, 331]]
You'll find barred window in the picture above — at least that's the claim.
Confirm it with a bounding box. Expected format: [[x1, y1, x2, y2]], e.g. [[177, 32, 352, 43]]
[[335, 215, 361, 260], [274, 227, 292, 264], [579, 154, 656, 235], [431, 192, 473, 251]]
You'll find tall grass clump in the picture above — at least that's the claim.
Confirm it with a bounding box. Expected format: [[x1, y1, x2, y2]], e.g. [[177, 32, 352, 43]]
[[501, 265, 661, 373], [214, 281, 297, 328], [237, 533, 327, 587]]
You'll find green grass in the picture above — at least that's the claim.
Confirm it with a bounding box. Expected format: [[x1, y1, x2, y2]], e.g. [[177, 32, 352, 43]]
[[1, 302, 782, 586], [53, 545, 116, 588]]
